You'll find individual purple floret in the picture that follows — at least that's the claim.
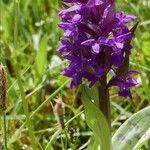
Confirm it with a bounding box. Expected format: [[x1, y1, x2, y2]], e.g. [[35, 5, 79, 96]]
[[58, 0, 138, 98]]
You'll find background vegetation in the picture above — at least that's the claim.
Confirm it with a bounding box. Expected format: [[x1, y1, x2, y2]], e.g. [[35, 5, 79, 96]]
[[0, 0, 150, 149]]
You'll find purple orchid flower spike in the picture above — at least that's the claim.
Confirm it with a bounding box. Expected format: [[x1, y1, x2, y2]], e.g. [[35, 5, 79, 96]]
[[58, 0, 138, 98]]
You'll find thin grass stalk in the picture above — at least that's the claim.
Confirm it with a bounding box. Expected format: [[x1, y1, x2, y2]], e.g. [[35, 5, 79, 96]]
[[45, 111, 83, 150], [64, 129, 70, 149], [13, 64, 37, 149], [3, 112, 7, 150], [13, 1, 37, 149], [8, 79, 70, 146]]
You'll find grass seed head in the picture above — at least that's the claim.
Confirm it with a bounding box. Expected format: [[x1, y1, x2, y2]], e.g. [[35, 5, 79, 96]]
[[0, 64, 7, 111], [54, 100, 65, 129]]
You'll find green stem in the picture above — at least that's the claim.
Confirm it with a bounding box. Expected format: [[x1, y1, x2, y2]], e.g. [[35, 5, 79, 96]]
[[3, 112, 7, 150], [13, 0, 18, 50], [64, 129, 69, 149], [99, 75, 111, 132], [60, 136, 65, 150]]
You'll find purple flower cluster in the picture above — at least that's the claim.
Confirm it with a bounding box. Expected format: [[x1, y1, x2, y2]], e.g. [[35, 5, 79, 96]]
[[58, 0, 138, 98]]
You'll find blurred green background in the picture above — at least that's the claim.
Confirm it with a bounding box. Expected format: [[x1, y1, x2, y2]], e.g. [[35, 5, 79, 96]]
[[0, 0, 150, 149]]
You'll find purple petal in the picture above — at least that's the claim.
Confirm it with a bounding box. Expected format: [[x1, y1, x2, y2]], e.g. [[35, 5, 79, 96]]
[[72, 14, 82, 23], [116, 12, 136, 24], [125, 78, 138, 87], [81, 39, 95, 46], [122, 15, 136, 24], [57, 39, 72, 52], [71, 73, 82, 88], [92, 43, 100, 53], [115, 42, 124, 49], [64, 29, 78, 37], [99, 3, 115, 28], [95, 67, 104, 76], [125, 71, 139, 77], [59, 10, 71, 20], [119, 88, 132, 98], [98, 37, 110, 46], [116, 32, 132, 42], [63, 0, 87, 3], [87, 0, 104, 7], [110, 51, 124, 66]]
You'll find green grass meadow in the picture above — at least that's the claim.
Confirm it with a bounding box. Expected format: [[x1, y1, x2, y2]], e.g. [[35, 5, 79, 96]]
[[0, 0, 150, 149]]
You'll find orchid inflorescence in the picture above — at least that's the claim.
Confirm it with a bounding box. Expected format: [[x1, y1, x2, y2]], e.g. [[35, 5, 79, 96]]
[[58, 0, 138, 98]]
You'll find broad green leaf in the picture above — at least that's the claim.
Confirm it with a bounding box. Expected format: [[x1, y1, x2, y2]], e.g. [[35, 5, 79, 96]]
[[81, 85, 111, 150], [112, 106, 150, 150], [87, 136, 100, 150], [35, 34, 48, 79], [133, 128, 150, 150], [86, 85, 99, 107]]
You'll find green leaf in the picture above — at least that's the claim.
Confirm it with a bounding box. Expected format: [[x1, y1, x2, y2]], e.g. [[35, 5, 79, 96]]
[[86, 85, 99, 107], [81, 85, 111, 150], [35, 34, 48, 79], [133, 128, 150, 150], [112, 106, 150, 150], [87, 136, 100, 150]]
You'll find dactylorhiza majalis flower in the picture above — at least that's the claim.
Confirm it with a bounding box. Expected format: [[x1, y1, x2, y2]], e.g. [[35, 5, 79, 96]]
[[58, 0, 138, 98]]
